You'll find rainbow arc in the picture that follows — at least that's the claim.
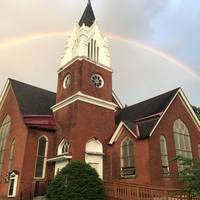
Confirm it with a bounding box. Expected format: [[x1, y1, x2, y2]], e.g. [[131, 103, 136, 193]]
[[0, 31, 199, 80]]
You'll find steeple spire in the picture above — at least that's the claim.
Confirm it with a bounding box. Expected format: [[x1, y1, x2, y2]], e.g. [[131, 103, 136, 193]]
[[79, 1, 95, 27], [60, 0, 110, 69]]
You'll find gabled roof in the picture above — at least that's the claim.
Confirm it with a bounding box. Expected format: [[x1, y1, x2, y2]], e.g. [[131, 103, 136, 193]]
[[79, 1, 96, 27], [116, 88, 179, 125], [9, 79, 56, 115], [114, 88, 180, 139]]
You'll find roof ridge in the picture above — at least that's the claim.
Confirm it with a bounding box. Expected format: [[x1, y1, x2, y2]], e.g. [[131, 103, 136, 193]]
[[9, 78, 55, 94], [126, 87, 180, 109]]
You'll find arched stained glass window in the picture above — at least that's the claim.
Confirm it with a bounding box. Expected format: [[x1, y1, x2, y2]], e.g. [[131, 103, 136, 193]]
[[0, 115, 11, 174], [35, 136, 48, 178], [160, 136, 170, 176], [173, 119, 192, 171], [173, 119, 192, 159], [8, 139, 16, 172], [120, 137, 135, 176]]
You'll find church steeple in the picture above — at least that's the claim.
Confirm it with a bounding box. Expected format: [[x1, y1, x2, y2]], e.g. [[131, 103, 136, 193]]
[[59, 1, 110, 70], [79, 0, 95, 27]]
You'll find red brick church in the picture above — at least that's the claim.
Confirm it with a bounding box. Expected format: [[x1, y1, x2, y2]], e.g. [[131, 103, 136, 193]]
[[0, 1, 200, 199]]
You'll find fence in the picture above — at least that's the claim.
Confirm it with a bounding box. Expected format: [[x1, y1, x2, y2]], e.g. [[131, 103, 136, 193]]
[[105, 181, 200, 200]]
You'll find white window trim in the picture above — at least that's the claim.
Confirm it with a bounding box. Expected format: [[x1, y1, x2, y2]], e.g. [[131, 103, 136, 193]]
[[57, 139, 69, 155], [120, 137, 135, 177], [160, 136, 170, 176], [7, 172, 18, 198]]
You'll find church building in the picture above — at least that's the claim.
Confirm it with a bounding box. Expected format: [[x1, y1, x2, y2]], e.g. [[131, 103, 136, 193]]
[[0, 1, 200, 199]]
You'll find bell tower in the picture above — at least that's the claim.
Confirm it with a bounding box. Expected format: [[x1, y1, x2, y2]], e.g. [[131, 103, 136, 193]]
[[60, 0, 110, 69], [55, 0, 114, 104], [52, 1, 116, 178]]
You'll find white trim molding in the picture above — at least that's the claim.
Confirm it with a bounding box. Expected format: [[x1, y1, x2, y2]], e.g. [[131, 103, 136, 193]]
[[51, 91, 117, 112], [7, 172, 18, 198], [47, 155, 72, 163], [112, 91, 124, 109], [0, 79, 11, 110], [58, 56, 113, 74], [178, 89, 200, 130], [149, 88, 200, 136], [60, 21, 111, 70], [109, 121, 138, 145]]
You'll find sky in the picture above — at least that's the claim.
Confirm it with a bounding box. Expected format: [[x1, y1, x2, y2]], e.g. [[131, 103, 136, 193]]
[[0, 0, 200, 106]]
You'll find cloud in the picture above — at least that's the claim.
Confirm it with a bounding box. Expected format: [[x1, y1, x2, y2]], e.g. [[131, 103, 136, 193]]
[[0, 0, 200, 107]]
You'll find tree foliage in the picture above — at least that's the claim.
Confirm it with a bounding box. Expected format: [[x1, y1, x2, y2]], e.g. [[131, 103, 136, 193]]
[[176, 156, 200, 197], [46, 161, 106, 200], [192, 106, 200, 120]]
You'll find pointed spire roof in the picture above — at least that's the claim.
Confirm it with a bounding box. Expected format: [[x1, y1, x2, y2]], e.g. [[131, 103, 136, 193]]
[[79, 0, 96, 27]]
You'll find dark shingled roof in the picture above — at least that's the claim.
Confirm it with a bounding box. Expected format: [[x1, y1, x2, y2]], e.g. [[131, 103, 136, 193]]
[[115, 88, 180, 138], [79, 1, 95, 27], [9, 79, 56, 115], [138, 119, 159, 139]]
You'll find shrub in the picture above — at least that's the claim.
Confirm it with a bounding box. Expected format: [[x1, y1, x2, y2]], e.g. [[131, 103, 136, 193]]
[[46, 160, 106, 200]]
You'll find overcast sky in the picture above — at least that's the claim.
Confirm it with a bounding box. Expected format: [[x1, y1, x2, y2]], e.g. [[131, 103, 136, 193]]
[[0, 0, 200, 106]]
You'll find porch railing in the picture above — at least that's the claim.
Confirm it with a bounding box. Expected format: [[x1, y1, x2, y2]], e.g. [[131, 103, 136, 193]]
[[104, 181, 200, 200]]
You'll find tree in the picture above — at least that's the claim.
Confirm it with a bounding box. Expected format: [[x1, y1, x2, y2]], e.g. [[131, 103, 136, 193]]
[[192, 106, 200, 120], [176, 156, 200, 197], [46, 161, 106, 200]]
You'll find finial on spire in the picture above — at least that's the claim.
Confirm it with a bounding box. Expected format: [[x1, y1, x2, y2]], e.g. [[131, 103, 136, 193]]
[[88, 0, 91, 4]]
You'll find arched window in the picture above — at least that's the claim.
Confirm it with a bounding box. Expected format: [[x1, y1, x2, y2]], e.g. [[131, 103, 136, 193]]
[[35, 136, 48, 178], [57, 139, 69, 155], [8, 139, 16, 172], [173, 119, 192, 159], [120, 137, 135, 177], [8, 171, 18, 197], [160, 136, 170, 176], [0, 115, 11, 174]]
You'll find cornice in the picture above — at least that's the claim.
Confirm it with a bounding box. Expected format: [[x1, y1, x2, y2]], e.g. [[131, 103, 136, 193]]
[[51, 91, 117, 112], [58, 56, 113, 74]]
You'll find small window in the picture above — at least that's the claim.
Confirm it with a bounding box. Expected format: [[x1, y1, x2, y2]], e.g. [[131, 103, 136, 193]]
[[58, 139, 69, 155], [160, 136, 170, 176], [120, 137, 135, 177], [35, 136, 48, 178], [8, 172, 18, 197]]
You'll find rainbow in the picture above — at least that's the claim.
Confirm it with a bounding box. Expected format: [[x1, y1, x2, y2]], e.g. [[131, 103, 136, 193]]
[[0, 31, 199, 80]]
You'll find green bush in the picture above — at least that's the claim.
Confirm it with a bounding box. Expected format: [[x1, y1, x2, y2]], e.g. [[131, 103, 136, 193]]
[[176, 156, 200, 197], [46, 160, 106, 200]]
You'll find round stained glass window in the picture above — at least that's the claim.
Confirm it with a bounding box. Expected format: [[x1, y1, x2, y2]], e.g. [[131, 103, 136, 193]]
[[63, 74, 72, 89], [91, 74, 104, 88]]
